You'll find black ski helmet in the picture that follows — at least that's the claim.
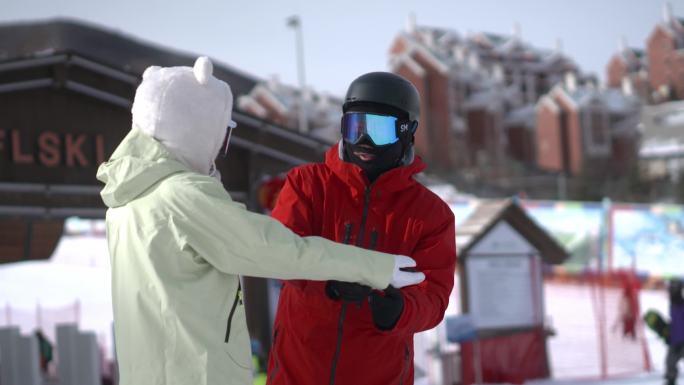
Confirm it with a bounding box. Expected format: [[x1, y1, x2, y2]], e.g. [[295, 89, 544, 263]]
[[339, 72, 421, 166], [343, 72, 420, 123]]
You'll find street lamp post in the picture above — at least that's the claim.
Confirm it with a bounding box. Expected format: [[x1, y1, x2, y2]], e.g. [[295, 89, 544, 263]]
[[286, 15, 309, 134]]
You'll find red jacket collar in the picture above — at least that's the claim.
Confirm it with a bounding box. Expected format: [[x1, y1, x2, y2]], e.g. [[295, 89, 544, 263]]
[[324, 142, 426, 194]]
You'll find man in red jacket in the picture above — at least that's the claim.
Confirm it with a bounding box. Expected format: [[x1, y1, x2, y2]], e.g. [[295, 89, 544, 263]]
[[266, 72, 457, 385]]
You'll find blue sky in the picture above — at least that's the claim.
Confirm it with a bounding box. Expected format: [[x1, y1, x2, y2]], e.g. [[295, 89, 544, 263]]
[[3, 0, 684, 96]]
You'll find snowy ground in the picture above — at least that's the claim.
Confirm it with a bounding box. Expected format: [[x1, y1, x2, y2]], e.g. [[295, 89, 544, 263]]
[[539, 283, 682, 384], [1, 228, 683, 384], [528, 372, 682, 384], [545, 282, 666, 377], [0, 232, 114, 359]]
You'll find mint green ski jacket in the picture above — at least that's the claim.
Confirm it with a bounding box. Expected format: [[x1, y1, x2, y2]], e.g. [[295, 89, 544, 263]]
[[96, 129, 394, 385]]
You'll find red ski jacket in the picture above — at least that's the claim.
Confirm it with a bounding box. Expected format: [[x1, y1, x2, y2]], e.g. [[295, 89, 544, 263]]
[[266, 143, 457, 385]]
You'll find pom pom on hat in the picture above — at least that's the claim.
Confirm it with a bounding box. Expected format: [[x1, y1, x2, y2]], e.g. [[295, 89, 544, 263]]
[[193, 56, 213, 85]]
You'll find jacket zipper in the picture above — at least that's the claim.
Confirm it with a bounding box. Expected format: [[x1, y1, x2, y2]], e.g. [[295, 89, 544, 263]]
[[398, 342, 410, 385], [269, 328, 280, 381], [342, 222, 353, 244], [355, 185, 373, 247], [369, 229, 378, 250], [329, 186, 374, 385], [224, 282, 242, 343], [328, 301, 348, 385]]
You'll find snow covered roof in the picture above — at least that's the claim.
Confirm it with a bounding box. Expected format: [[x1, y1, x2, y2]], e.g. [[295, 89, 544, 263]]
[[464, 88, 504, 110], [612, 114, 642, 138], [464, 83, 521, 111], [660, 15, 684, 38], [531, 50, 569, 67], [505, 104, 536, 128], [654, 7, 684, 51], [640, 138, 684, 159], [609, 46, 647, 75], [640, 100, 684, 150], [553, 82, 639, 114], [664, 108, 684, 127], [601, 88, 641, 114], [471, 32, 509, 48], [399, 25, 576, 77], [557, 83, 596, 106], [0, 19, 258, 97], [456, 199, 569, 264], [393, 31, 451, 74], [416, 26, 460, 47], [239, 76, 343, 136]]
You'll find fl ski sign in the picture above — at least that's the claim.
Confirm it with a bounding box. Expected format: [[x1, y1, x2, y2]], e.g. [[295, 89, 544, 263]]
[[0, 129, 107, 168]]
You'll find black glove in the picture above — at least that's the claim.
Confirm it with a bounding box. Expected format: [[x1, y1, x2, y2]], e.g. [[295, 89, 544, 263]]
[[369, 286, 404, 331], [325, 281, 372, 303]]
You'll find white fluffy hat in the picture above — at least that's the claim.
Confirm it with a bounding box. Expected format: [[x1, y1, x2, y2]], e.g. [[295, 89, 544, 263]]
[[131, 57, 237, 175]]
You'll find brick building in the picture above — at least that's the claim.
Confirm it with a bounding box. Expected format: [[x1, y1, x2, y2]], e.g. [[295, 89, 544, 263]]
[[237, 76, 342, 143], [607, 4, 684, 103], [536, 74, 641, 177], [388, 19, 578, 176], [605, 40, 650, 101], [647, 4, 684, 101]]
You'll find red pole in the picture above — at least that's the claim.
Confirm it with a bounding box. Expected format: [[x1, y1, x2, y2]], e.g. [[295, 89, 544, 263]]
[[607, 205, 614, 270], [590, 274, 608, 379], [635, 271, 652, 372]]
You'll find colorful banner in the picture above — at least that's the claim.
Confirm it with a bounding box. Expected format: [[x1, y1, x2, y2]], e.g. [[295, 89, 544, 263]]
[[441, 194, 684, 278], [611, 204, 684, 277], [523, 200, 603, 272]]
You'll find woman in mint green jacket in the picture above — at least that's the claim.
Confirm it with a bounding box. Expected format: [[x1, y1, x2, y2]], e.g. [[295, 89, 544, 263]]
[[96, 57, 424, 385]]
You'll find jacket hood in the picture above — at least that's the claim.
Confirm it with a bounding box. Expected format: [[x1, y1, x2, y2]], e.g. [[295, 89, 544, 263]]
[[96, 128, 186, 208], [325, 142, 426, 195]]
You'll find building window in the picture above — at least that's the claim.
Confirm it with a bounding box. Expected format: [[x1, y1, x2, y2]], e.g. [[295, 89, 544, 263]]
[[583, 106, 611, 156], [590, 111, 608, 146]]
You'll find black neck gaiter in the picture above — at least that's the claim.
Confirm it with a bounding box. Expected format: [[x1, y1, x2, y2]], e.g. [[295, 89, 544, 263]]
[[343, 139, 404, 183]]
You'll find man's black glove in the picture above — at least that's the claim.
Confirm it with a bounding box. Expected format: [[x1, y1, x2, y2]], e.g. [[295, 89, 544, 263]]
[[325, 281, 372, 303], [369, 286, 404, 331]]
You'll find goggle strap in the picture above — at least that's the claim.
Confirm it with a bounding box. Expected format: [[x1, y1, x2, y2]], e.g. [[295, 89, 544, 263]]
[[222, 127, 233, 158]]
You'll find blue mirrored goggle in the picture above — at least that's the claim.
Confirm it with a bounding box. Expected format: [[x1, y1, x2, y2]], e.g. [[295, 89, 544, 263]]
[[341, 112, 399, 146]]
